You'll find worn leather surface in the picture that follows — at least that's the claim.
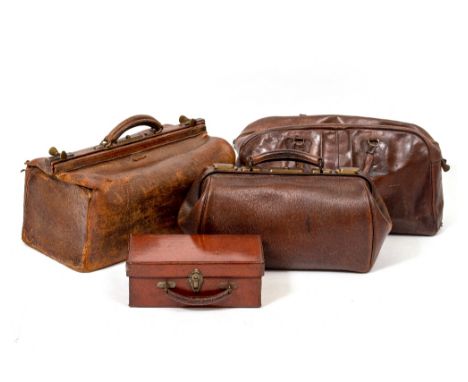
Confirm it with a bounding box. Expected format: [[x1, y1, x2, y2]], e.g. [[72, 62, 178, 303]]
[[127, 234, 264, 308], [22, 116, 235, 272], [233, 115, 448, 235], [178, 166, 392, 272]]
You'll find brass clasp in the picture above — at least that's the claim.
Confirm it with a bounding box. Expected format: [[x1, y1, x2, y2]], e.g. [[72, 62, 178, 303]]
[[213, 163, 235, 171], [188, 269, 203, 293], [336, 167, 360, 175]]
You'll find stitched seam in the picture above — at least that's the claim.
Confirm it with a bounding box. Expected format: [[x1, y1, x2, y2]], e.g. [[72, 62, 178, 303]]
[[362, 181, 375, 270], [22, 166, 31, 239], [320, 131, 323, 158], [198, 177, 213, 233], [80, 187, 93, 271], [430, 162, 437, 231], [336, 130, 340, 168]]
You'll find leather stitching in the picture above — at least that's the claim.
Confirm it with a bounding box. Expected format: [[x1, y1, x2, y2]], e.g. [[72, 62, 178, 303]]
[[198, 177, 213, 233], [361, 180, 375, 270]]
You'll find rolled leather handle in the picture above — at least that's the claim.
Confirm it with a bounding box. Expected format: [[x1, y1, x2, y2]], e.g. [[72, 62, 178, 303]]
[[163, 285, 233, 306], [101, 114, 163, 146], [248, 149, 324, 169]]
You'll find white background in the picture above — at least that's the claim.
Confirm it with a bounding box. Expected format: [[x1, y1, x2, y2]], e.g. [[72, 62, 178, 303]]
[[1, 1, 467, 381]]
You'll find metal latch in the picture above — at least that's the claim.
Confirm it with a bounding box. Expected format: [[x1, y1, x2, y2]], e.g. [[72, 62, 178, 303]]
[[188, 269, 204, 293], [336, 167, 360, 175], [213, 163, 235, 171]]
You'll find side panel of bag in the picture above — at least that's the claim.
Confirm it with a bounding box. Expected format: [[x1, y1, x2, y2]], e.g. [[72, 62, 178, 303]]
[[22, 167, 92, 270]]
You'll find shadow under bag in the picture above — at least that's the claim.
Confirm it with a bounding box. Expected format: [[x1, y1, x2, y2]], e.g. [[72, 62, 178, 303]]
[[22, 115, 235, 272], [178, 150, 392, 272], [234, 115, 449, 235]]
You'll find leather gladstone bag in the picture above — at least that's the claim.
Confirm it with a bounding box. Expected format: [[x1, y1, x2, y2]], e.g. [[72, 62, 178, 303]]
[[178, 150, 392, 272], [22, 115, 235, 272], [234, 115, 450, 235]]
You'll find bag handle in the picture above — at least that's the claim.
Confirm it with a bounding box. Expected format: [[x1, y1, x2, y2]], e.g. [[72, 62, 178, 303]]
[[248, 149, 324, 170], [101, 114, 163, 147], [159, 283, 233, 306]]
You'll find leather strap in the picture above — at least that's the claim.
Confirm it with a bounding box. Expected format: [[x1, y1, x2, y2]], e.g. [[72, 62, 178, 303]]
[[361, 152, 375, 175], [248, 149, 324, 169], [101, 114, 163, 147], [361, 139, 380, 176], [163, 285, 233, 306]]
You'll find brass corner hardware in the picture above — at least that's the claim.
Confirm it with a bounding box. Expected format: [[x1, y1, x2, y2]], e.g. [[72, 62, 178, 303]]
[[188, 268, 203, 293]]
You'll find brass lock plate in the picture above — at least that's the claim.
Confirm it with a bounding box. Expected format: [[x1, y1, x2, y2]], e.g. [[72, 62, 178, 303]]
[[188, 268, 203, 293]]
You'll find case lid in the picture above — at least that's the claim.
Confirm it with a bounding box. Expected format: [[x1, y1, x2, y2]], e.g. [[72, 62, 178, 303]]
[[126, 234, 264, 278]]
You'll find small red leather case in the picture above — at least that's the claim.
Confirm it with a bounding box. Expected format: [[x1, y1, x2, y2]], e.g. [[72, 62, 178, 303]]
[[126, 234, 265, 308]]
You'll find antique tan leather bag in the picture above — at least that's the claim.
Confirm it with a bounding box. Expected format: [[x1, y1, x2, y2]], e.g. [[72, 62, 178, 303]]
[[234, 115, 449, 235], [22, 115, 235, 272], [178, 150, 392, 272]]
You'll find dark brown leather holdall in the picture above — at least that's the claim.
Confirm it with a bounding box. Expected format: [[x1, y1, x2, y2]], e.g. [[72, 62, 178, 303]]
[[233, 115, 450, 235], [22, 114, 235, 272], [178, 150, 392, 272]]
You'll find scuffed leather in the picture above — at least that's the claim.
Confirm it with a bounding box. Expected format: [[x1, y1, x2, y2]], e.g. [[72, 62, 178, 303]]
[[233, 114, 447, 235], [179, 167, 392, 272], [22, 116, 235, 272]]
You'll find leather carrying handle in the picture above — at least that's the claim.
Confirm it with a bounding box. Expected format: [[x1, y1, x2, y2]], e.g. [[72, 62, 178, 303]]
[[248, 149, 324, 169], [163, 285, 233, 306], [101, 114, 163, 147]]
